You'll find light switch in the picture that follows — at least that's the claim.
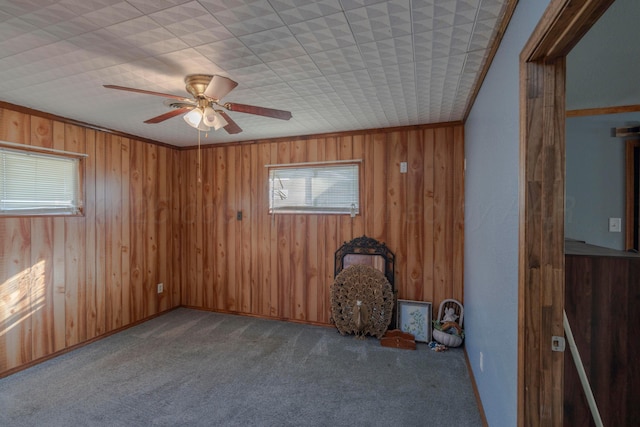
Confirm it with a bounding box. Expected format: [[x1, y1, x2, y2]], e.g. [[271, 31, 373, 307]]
[[609, 217, 621, 232]]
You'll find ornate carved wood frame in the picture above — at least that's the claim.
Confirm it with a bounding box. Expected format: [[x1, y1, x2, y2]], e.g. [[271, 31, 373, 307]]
[[334, 235, 395, 292]]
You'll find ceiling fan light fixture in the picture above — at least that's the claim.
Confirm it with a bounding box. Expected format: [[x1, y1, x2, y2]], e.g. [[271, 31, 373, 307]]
[[184, 108, 203, 128], [183, 107, 211, 131], [203, 106, 228, 130]]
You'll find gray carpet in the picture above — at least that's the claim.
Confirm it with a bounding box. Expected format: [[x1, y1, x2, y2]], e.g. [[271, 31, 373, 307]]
[[0, 308, 482, 426]]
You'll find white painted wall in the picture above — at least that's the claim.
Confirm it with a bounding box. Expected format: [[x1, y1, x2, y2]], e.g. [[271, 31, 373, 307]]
[[464, 1, 550, 426], [565, 0, 640, 250], [565, 114, 630, 250]]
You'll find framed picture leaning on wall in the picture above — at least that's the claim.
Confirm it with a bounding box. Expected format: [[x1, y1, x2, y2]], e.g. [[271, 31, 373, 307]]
[[397, 300, 432, 342]]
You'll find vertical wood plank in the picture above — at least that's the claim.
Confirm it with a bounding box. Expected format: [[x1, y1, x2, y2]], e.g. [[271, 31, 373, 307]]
[[226, 145, 238, 312], [386, 131, 406, 298], [240, 145, 252, 314], [106, 135, 123, 330], [63, 124, 86, 347], [29, 116, 54, 358], [130, 139, 145, 322], [156, 146, 170, 313], [0, 108, 32, 370], [214, 147, 228, 311], [406, 129, 425, 301], [51, 122, 66, 350], [83, 130, 98, 340], [0, 218, 32, 372], [120, 138, 131, 326], [172, 148, 183, 307], [452, 126, 465, 301], [202, 147, 214, 309], [423, 129, 436, 305], [94, 132, 107, 336], [291, 140, 306, 320], [144, 143, 158, 317]]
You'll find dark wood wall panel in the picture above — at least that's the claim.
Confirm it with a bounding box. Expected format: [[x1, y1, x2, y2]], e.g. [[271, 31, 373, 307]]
[[0, 107, 180, 376], [564, 253, 640, 426], [180, 125, 465, 325]]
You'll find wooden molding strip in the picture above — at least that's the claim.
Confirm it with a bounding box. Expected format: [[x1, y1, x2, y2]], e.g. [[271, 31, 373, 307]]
[[567, 104, 640, 117]]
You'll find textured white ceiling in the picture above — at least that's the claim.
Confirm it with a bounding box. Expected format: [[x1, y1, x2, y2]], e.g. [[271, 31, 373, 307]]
[[0, 0, 509, 147]]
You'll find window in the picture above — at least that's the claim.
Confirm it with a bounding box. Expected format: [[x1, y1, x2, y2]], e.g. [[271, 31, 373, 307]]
[[268, 162, 360, 215], [0, 145, 83, 216]]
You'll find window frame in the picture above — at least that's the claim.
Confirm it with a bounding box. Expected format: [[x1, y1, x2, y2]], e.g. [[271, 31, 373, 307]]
[[0, 141, 86, 217], [266, 160, 362, 215]]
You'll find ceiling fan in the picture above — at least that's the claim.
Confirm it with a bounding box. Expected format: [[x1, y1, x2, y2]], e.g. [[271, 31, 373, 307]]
[[104, 74, 292, 134]]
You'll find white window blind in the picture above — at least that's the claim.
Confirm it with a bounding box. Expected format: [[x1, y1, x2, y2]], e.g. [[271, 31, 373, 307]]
[[0, 147, 82, 215], [269, 163, 360, 214]]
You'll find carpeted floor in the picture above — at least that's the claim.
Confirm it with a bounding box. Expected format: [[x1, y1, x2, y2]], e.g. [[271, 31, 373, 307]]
[[0, 308, 482, 426]]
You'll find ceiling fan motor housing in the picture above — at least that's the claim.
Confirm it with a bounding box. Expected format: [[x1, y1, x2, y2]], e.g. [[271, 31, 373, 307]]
[[185, 74, 214, 99]]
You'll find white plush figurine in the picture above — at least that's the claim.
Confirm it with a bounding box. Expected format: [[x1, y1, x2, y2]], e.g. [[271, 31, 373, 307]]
[[442, 307, 459, 323]]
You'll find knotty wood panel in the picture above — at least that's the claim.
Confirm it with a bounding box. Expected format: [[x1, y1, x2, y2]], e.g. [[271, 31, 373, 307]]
[[180, 124, 465, 326], [0, 106, 179, 377]]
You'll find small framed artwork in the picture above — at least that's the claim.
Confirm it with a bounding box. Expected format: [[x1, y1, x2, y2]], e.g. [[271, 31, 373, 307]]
[[397, 299, 432, 342]]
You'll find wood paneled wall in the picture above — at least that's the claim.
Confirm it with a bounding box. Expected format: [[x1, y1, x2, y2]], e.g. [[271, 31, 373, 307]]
[[0, 107, 181, 375], [179, 125, 465, 325], [0, 104, 464, 376]]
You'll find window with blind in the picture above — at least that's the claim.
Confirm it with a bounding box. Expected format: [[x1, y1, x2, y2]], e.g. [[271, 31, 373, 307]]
[[268, 162, 360, 215], [0, 146, 82, 216]]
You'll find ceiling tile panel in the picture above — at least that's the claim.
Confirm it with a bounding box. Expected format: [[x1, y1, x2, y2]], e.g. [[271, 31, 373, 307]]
[[359, 35, 413, 67], [82, 2, 144, 27], [266, 56, 323, 82], [195, 38, 263, 70], [289, 13, 356, 54], [0, 0, 510, 146], [125, 0, 192, 14], [18, 3, 78, 28], [42, 16, 102, 39], [310, 45, 366, 75], [269, 0, 343, 25], [150, 2, 234, 46], [199, 0, 283, 37], [345, 0, 412, 44], [239, 27, 306, 63]]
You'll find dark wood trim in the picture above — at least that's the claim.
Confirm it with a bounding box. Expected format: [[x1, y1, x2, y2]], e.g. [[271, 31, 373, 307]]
[[626, 140, 640, 250], [519, 1, 615, 426], [567, 104, 640, 117], [463, 0, 519, 122]]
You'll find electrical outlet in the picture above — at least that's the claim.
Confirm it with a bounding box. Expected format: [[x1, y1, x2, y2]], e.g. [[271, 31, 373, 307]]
[[400, 161, 407, 173], [157, 283, 163, 293], [609, 217, 621, 232]]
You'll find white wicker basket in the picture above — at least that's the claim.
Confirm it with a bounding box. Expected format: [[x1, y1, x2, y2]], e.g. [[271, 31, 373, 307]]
[[433, 299, 464, 347], [433, 328, 463, 347]]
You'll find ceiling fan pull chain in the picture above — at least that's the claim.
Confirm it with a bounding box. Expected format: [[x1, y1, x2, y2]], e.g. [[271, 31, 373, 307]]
[[197, 130, 202, 184]]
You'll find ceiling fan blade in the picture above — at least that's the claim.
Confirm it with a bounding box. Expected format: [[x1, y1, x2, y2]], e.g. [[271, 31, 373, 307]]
[[204, 75, 238, 101], [144, 107, 193, 124], [104, 84, 191, 102], [218, 111, 242, 134], [224, 102, 292, 120]]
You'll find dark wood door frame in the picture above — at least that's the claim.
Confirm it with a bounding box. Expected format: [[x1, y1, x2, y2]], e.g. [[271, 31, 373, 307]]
[[626, 140, 640, 250], [518, 0, 615, 425]]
